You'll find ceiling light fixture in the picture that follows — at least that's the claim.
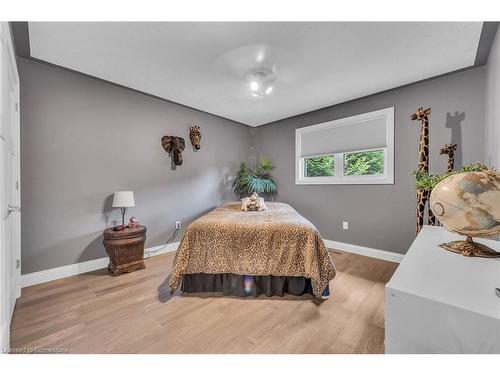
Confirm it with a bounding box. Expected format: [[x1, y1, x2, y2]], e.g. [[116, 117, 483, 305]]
[[246, 68, 276, 99]]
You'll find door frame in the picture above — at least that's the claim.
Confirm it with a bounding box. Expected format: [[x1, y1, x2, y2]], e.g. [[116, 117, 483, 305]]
[[0, 21, 21, 352]]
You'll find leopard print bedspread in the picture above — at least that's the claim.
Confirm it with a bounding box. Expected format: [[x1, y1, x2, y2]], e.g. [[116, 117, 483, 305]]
[[168, 202, 336, 297]]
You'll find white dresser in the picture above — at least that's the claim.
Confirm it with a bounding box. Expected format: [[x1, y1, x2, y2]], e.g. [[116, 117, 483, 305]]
[[385, 225, 500, 353]]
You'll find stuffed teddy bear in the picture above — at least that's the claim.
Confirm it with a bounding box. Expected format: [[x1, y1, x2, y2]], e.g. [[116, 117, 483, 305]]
[[241, 192, 267, 211], [128, 216, 139, 228]]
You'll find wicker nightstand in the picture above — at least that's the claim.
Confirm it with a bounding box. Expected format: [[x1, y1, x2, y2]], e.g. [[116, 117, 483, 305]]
[[103, 225, 147, 275]]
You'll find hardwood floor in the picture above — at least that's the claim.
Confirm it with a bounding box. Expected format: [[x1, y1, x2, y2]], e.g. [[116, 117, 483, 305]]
[[10, 250, 398, 354]]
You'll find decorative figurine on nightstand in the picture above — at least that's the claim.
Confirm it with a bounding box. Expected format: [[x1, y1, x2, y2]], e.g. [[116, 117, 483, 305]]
[[129, 216, 139, 228]]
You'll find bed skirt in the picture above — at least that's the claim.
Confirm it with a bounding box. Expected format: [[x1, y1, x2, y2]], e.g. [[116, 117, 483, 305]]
[[181, 273, 330, 298]]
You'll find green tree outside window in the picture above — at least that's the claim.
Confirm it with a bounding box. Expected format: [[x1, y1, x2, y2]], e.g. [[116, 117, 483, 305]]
[[305, 155, 335, 177], [344, 150, 384, 176]]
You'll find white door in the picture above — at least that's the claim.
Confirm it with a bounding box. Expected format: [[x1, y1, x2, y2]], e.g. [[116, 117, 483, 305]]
[[0, 22, 21, 352]]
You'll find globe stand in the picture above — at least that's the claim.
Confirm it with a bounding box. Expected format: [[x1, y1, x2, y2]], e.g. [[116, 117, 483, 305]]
[[440, 236, 500, 258]]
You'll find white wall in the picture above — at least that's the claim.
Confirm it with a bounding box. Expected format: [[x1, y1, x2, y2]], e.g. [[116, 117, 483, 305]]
[[485, 28, 500, 169]]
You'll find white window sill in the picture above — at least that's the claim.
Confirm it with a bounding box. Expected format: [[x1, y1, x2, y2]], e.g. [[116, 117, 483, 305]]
[[295, 176, 394, 185]]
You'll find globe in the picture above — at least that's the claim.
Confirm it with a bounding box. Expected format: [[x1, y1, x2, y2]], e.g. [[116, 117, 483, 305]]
[[429, 170, 500, 257]]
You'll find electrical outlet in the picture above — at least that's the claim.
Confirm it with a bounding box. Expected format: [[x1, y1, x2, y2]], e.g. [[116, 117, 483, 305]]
[[176, 221, 181, 229], [342, 221, 349, 230]]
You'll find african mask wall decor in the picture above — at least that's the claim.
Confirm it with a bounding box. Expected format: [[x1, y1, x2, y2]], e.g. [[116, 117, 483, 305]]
[[161, 135, 185, 166], [189, 125, 201, 150]]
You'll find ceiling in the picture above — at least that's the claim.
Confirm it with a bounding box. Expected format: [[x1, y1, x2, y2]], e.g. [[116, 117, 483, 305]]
[[27, 22, 483, 127]]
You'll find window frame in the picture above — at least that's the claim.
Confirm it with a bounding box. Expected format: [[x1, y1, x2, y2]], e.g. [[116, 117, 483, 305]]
[[295, 107, 394, 185]]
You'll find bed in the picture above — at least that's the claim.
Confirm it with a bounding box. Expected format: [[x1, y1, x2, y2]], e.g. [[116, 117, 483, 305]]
[[168, 202, 336, 299]]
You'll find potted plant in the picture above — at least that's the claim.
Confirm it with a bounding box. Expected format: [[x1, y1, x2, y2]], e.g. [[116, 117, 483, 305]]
[[232, 159, 277, 200], [412, 162, 488, 192]]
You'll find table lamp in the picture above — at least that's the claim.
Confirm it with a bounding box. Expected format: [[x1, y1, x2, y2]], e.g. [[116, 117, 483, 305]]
[[112, 191, 135, 227]]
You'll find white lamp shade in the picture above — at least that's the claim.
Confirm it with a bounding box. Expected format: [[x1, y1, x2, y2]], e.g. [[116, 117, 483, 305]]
[[112, 191, 135, 207]]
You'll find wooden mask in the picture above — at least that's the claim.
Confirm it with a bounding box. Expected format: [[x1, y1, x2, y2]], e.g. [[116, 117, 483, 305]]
[[189, 126, 201, 150], [161, 136, 186, 166]]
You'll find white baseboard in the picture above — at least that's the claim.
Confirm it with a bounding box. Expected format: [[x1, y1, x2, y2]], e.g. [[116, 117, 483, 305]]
[[20, 242, 180, 288], [323, 239, 404, 263], [144, 241, 180, 257], [21, 238, 402, 288]]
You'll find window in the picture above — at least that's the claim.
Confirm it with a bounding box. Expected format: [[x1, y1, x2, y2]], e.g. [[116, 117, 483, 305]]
[[295, 107, 394, 185], [305, 155, 335, 177]]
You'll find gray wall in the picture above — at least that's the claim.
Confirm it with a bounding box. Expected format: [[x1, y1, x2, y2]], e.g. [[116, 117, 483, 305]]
[[20, 57, 487, 274], [485, 28, 500, 169], [254, 67, 486, 254], [19, 58, 251, 274]]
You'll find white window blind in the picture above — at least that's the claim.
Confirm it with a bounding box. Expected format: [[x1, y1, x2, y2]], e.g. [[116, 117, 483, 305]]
[[299, 117, 388, 157]]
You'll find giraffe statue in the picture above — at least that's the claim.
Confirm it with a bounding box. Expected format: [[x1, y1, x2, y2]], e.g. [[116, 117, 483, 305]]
[[411, 107, 435, 233], [440, 143, 458, 172]]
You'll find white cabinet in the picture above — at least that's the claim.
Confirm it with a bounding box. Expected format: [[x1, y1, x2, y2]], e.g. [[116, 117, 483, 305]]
[[385, 225, 500, 353]]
